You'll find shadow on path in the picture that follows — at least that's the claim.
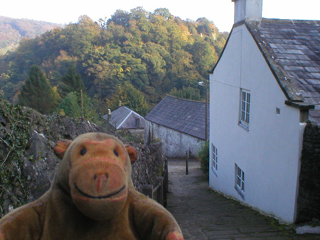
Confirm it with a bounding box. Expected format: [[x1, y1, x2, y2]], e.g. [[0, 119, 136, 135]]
[[166, 159, 320, 240]]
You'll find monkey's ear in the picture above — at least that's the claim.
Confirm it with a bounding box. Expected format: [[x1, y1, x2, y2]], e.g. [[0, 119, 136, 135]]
[[125, 145, 138, 164], [54, 139, 72, 159]]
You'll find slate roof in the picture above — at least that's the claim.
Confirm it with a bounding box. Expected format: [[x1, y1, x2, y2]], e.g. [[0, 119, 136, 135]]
[[145, 95, 209, 140], [244, 18, 320, 123], [103, 106, 145, 129]]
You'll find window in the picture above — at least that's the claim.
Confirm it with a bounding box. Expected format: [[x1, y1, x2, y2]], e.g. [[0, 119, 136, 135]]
[[211, 144, 218, 173], [239, 89, 251, 130], [235, 164, 245, 199]]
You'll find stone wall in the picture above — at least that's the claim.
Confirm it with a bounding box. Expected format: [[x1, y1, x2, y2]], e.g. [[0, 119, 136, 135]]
[[0, 100, 165, 217], [296, 121, 320, 223], [131, 142, 165, 192]]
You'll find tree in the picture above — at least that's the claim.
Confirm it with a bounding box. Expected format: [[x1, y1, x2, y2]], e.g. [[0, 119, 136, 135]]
[[58, 91, 99, 123], [58, 92, 81, 118], [107, 82, 149, 116], [154, 8, 172, 20], [63, 15, 100, 59], [108, 10, 132, 28], [0, 8, 228, 107], [18, 65, 56, 114], [58, 65, 85, 98], [188, 36, 217, 77], [169, 86, 201, 101], [196, 18, 217, 37], [198, 141, 209, 175], [131, 7, 149, 21]]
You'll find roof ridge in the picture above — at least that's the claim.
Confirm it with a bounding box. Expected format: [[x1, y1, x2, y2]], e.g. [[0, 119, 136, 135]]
[[165, 94, 206, 104], [145, 95, 207, 139]]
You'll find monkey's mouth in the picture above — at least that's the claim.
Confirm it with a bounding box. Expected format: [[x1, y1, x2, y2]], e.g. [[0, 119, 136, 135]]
[[74, 183, 125, 199]]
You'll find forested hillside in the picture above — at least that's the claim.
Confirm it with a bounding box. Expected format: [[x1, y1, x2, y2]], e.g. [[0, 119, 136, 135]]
[[0, 16, 62, 54], [0, 7, 227, 117]]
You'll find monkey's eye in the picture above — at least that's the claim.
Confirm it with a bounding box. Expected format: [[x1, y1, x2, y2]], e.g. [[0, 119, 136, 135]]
[[80, 148, 87, 156], [114, 149, 119, 157]]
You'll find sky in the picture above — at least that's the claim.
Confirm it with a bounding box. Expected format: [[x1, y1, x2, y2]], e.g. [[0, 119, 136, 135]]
[[1, 0, 319, 32]]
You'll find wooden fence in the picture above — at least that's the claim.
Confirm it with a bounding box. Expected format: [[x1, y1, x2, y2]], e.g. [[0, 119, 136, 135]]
[[142, 159, 168, 207]]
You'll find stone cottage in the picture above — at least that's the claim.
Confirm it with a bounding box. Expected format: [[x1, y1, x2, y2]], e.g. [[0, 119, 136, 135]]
[[144, 95, 209, 158]]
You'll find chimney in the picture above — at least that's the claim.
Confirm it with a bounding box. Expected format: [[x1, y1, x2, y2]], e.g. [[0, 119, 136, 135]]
[[232, 0, 262, 24]]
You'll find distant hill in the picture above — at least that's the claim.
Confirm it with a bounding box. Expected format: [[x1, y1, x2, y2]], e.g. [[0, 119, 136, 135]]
[[0, 16, 63, 54]]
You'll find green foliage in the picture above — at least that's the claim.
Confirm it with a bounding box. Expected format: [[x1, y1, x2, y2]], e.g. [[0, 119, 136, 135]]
[[18, 65, 56, 114], [198, 141, 209, 175], [58, 91, 99, 123], [0, 8, 228, 109], [0, 100, 31, 216], [58, 65, 86, 98], [58, 92, 82, 118], [169, 86, 201, 100], [107, 81, 149, 116]]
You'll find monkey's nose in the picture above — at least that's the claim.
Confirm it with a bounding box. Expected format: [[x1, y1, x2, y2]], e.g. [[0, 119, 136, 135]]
[[94, 173, 108, 193]]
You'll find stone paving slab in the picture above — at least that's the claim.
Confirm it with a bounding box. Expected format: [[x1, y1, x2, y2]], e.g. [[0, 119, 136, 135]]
[[166, 159, 320, 240]]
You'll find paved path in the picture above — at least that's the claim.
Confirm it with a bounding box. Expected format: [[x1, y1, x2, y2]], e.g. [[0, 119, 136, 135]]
[[166, 159, 320, 240]]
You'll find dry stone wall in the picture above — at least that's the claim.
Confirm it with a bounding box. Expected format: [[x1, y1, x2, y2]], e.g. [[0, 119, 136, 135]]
[[131, 142, 164, 192]]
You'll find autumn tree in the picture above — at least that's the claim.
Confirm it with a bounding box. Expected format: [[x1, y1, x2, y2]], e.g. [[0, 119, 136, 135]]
[[18, 65, 56, 114], [0, 8, 228, 106]]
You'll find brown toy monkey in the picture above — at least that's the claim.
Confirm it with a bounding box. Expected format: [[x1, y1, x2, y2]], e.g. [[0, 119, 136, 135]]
[[0, 132, 184, 240]]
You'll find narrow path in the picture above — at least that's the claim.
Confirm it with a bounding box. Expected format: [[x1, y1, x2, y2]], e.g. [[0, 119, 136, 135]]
[[166, 159, 320, 240]]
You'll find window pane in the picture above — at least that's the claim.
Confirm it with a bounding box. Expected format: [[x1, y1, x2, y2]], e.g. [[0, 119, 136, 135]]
[[240, 90, 251, 127], [211, 144, 218, 171]]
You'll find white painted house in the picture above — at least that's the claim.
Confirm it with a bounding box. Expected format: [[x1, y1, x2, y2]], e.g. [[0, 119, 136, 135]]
[[209, 0, 320, 223]]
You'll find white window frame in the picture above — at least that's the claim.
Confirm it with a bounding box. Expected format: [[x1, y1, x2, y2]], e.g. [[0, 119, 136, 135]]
[[235, 164, 245, 199], [211, 144, 218, 174], [239, 89, 251, 130]]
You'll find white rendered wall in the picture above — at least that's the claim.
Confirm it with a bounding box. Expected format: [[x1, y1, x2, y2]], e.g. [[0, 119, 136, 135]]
[[209, 24, 304, 223], [145, 121, 204, 158]]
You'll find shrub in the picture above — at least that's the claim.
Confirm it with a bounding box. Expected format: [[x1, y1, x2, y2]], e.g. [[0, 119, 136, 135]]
[[198, 141, 209, 174]]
